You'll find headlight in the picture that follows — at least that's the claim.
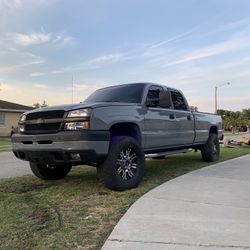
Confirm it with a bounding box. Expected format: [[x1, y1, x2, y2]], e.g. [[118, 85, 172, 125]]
[[65, 108, 92, 130], [67, 108, 92, 118], [19, 125, 25, 132], [65, 121, 90, 130], [20, 114, 26, 122]]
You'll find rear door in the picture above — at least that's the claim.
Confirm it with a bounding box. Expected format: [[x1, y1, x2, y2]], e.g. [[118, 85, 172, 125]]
[[170, 89, 195, 146]]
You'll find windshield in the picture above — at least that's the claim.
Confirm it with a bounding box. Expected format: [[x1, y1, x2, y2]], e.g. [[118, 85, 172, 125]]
[[84, 83, 145, 103]]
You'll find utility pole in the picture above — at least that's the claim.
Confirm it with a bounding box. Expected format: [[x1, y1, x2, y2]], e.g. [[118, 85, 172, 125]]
[[214, 82, 230, 114]]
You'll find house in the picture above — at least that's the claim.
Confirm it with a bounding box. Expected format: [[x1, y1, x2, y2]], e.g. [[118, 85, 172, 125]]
[[0, 100, 33, 137]]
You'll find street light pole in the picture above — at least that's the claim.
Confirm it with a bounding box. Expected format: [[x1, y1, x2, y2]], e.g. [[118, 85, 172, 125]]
[[214, 82, 230, 114]]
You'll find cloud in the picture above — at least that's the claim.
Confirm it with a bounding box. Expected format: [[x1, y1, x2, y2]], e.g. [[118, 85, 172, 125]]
[[77, 53, 125, 70], [0, 52, 45, 74], [150, 30, 194, 49], [201, 17, 250, 38], [0, 29, 75, 75], [0, 0, 23, 11], [10, 32, 51, 46], [30, 70, 66, 77], [0, 59, 45, 74], [54, 34, 75, 46], [30, 53, 125, 77], [165, 36, 250, 66], [32, 83, 48, 89], [90, 54, 122, 63], [138, 18, 250, 71], [0, 0, 58, 12], [7, 30, 75, 47]]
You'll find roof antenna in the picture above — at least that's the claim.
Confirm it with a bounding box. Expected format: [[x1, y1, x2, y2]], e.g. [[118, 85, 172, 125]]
[[71, 75, 74, 104]]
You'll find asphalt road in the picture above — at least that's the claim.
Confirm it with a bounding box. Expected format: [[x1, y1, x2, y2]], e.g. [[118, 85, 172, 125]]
[[0, 152, 31, 178]]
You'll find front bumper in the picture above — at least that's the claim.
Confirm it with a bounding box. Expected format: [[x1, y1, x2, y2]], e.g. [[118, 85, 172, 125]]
[[11, 130, 110, 165]]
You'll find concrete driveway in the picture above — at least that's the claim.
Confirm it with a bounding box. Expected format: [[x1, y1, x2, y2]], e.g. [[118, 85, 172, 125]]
[[0, 152, 31, 178], [102, 154, 250, 250]]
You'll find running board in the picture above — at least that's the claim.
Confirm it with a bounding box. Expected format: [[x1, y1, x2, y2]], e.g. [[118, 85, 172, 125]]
[[145, 148, 193, 158]]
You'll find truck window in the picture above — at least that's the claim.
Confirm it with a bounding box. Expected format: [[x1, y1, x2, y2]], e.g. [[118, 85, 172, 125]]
[[146, 86, 164, 107], [84, 83, 145, 103], [171, 90, 188, 111]]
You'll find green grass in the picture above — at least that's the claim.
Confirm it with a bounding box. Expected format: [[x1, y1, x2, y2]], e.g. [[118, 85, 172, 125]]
[[224, 131, 250, 136], [0, 147, 249, 250], [0, 137, 11, 152]]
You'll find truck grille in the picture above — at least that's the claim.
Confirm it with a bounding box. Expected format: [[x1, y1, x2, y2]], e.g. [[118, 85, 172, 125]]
[[25, 123, 62, 133], [26, 110, 65, 120], [24, 110, 65, 134]]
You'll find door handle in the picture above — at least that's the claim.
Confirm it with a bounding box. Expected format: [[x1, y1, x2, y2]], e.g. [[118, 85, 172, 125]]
[[169, 114, 175, 119]]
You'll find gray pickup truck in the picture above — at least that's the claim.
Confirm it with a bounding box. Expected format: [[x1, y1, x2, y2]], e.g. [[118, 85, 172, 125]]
[[12, 83, 223, 190]]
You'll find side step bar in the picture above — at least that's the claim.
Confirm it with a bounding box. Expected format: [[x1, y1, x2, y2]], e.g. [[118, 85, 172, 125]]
[[145, 148, 193, 158]]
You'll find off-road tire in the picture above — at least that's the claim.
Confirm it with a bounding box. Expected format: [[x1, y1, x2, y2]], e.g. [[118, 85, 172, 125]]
[[30, 162, 72, 180], [201, 133, 220, 162], [97, 136, 145, 191]]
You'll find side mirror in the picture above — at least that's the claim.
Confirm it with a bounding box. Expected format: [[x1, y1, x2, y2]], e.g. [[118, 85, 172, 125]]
[[159, 91, 171, 108]]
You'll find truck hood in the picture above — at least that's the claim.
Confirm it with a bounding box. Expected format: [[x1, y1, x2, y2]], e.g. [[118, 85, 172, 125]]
[[24, 102, 137, 114]]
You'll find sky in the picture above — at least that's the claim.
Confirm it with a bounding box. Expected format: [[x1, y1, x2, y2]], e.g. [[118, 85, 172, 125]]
[[0, 0, 250, 112]]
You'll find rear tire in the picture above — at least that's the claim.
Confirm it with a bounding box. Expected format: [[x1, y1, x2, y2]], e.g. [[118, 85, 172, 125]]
[[201, 133, 220, 162], [30, 162, 72, 180], [97, 136, 145, 191]]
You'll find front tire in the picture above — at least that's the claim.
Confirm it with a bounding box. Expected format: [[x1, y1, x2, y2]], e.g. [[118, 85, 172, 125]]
[[97, 136, 145, 191], [201, 133, 220, 162], [30, 162, 72, 180]]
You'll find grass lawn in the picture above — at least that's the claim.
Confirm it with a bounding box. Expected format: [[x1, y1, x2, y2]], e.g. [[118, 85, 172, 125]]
[[223, 131, 250, 136], [0, 137, 11, 152], [0, 147, 249, 250]]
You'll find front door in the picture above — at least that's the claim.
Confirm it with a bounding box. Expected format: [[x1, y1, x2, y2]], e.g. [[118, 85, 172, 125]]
[[144, 85, 177, 150]]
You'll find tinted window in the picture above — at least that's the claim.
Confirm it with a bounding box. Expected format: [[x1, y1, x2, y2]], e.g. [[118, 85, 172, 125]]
[[171, 91, 188, 110], [85, 84, 145, 103], [146, 86, 164, 107]]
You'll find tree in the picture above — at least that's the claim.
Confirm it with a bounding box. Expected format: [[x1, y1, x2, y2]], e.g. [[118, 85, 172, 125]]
[[32, 100, 48, 108], [242, 109, 250, 119], [190, 106, 199, 112], [217, 109, 250, 131]]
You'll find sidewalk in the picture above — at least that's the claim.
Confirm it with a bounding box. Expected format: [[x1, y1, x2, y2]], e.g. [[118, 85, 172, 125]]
[[102, 154, 250, 250]]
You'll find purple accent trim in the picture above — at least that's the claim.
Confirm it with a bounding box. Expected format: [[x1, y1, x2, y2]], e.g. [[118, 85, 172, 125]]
[[111, 135, 125, 143]]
